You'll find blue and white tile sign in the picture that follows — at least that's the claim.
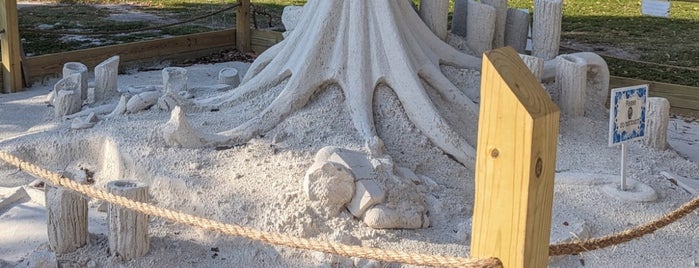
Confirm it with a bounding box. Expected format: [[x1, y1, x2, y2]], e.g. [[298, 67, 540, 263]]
[[609, 85, 648, 146]]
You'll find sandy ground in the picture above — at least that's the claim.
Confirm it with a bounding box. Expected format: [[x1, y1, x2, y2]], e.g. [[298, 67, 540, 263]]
[[0, 56, 697, 268]]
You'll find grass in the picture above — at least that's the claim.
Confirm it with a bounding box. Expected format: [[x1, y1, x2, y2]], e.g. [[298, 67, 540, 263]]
[[11, 0, 699, 86]]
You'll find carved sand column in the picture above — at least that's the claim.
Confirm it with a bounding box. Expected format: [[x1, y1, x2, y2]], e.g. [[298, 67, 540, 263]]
[[46, 174, 88, 254], [451, 0, 469, 37], [466, 1, 496, 56], [482, 0, 507, 49], [532, 0, 563, 60], [218, 68, 241, 88], [94, 56, 120, 103], [556, 54, 587, 116], [63, 62, 88, 101], [54, 73, 83, 117], [419, 0, 449, 40], [644, 97, 670, 150], [505, 8, 531, 53], [108, 180, 150, 261], [520, 54, 544, 82], [162, 67, 188, 94]]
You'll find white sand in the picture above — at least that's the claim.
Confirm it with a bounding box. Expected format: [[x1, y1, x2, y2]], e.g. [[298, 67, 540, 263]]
[[0, 59, 697, 268]]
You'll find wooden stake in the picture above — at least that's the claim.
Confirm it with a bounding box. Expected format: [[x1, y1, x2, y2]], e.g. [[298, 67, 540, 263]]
[[471, 47, 560, 268], [0, 0, 23, 92], [108, 180, 150, 261], [236, 0, 251, 53]]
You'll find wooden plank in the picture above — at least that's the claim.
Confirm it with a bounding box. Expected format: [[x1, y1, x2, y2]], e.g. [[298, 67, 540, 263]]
[[471, 47, 560, 268], [236, 0, 251, 53], [610, 76, 699, 113], [24, 30, 237, 82], [251, 30, 283, 54], [1, 0, 23, 92]]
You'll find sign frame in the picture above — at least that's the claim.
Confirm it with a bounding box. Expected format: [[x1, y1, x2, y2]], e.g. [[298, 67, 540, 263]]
[[608, 84, 649, 146]]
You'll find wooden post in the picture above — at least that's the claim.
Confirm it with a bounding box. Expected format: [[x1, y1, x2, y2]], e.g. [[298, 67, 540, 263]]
[[471, 47, 560, 268], [0, 0, 23, 92], [108, 180, 150, 261], [236, 0, 251, 53]]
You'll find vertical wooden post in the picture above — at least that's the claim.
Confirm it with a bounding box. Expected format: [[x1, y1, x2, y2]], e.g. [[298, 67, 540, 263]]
[[471, 47, 560, 268], [236, 0, 251, 53], [0, 0, 23, 93]]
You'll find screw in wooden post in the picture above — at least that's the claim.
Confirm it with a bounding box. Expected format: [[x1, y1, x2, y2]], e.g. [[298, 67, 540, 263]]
[[107, 180, 150, 261]]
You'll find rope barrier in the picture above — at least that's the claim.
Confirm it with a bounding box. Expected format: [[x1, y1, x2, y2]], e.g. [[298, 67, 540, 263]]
[[21, 4, 240, 36], [549, 193, 699, 256], [1, 149, 697, 264], [0, 151, 502, 268]]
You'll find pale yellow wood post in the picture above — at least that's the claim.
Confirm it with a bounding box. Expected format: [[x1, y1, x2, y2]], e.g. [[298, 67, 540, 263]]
[[236, 0, 251, 53], [0, 0, 23, 93], [470, 47, 560, 268]]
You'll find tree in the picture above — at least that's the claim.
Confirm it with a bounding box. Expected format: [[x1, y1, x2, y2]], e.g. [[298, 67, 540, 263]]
[[190, 0, 482, 168]]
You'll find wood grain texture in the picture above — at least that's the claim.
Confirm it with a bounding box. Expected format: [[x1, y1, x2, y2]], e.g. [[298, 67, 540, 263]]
[[21, 29, 282, 84], [610, 76, 699, 113], [471, 47, 560, 268], [1, 0, 23, 92], [236, 0, 251, 53]]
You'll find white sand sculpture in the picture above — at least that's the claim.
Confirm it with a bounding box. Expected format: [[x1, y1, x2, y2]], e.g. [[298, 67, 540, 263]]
[[190, 0, 483, 170], [53, 74, 83, 117], [62, 62, 89, 101], [152, 0, 670, 229], [94, 56, 120, 104]]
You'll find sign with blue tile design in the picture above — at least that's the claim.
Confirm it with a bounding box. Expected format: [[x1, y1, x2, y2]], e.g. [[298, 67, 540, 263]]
[[609, 85, 648, 146]]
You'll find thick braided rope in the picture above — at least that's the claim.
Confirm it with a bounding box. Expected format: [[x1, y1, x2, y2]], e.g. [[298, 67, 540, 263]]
[[550, 193, 699, 256], [0, 151, 502, 268]]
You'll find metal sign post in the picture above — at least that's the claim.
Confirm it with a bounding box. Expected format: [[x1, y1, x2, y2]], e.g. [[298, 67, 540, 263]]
[[609, 85, 649, 191]]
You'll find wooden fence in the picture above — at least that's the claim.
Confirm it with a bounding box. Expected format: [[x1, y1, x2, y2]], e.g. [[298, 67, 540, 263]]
[[0, 0, 285, 91]]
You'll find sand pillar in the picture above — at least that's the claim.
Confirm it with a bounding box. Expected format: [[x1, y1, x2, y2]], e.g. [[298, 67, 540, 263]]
[[451, 0, 469, 37], [466, 1, 496, 56], [63, 62, 89, 101], [505, 8, 531, 53], [644, 97, 670, 150], [46, 178, 88, 254], [162, 67, 188, 94], [556, 55, 587, 116], [108, 180, 150, 261], [54, 73, 83, 117], [532, 0, 563, 60], [218, 68, 240, 88], [94, 56, 120, 103], [520, 54, 544, 82], [482, 0, 507, 49], [419, 0, 449, 40]]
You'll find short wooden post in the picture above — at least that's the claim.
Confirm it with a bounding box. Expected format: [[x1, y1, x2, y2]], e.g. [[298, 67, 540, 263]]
[[0, 0, 23, 93], [107, 180, 150, 261], [46, 173, 88, 254], [471, 47, 560, 268], [236, 0, 251, 53]]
